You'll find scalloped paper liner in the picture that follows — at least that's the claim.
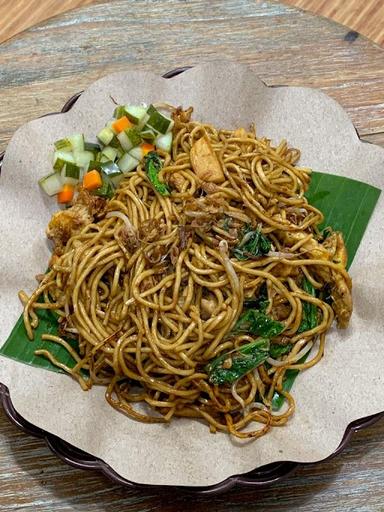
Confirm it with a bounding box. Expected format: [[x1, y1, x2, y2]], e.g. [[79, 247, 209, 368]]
[[0, 62, 383, 487]]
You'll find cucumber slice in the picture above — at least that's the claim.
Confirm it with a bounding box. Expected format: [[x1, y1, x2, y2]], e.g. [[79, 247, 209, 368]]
[[68, 133, 85, 153], [84, 141, 101, 155], [64, 162, 80, 179], [74, 150, 93, 170], [155, 132, 173, 152], [117, 131, 133, 152], [129, 146, 144, 161], [108, 135, 124, 151], [101, 161, 124, 186], [125, 127, 142, 147], [146, 105, 172, 134], [54, 138, 72, 152], [124, 105, 147, 125], [118, 153, 139, 173], [140, 126, 156, 142], [53, 150, 75, 171], [88, 160, 103, 172], [39, 172, 63, 196], [97, 127, 114, 146], [101, 160, 121, 177], [113, 105, 126, 119], [101, 146, 118, 162], [146, 105, 157, 116], [61, 163, 80, 185], [94, 173, 114, 199]]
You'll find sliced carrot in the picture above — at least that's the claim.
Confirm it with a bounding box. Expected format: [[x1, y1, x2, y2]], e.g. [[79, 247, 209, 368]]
[[57, 184, 75, 204], [83, 170, 102, 190], [112, 116, 132, 133], [141, 143, 155, 156]]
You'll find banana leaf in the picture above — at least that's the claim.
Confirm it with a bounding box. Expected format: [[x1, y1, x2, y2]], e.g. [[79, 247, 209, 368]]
[[1, 303, 80, 372]]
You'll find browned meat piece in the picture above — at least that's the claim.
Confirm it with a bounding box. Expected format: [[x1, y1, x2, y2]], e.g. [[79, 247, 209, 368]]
[[75, 188, 107, 218], [277, 230, 352, 328], [272, 263, 300, 278], [169, 172, 187, 192], [201, 181, 220, 194], [139, 219, 165, 242], [272, 302, 291, 321], [172, 106, 193, 129], [47, 204, 92, 256], [190, 135, 225, 183], [331, 272, 353, 329], [46, 187, 107, 257]]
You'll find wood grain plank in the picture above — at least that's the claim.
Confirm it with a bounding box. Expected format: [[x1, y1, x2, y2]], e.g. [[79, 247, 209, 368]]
[[0, 1, 383, 510], [283, 0, 384, 46], [0, 0, 96, 43], [1, 0, 384, 47], [1, 404, 383, 511], [0, 0, 383, 154]]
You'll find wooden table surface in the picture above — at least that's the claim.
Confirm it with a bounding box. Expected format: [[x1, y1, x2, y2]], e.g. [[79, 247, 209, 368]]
[[285, 0, 384, 46], [1, 0, 384, 46], [0, 1, 384, 510]]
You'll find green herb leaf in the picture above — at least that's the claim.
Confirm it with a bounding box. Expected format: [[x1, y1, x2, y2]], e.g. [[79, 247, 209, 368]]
[[269, 343, 293, 359], [297, 278, 318, 333], [93, 171, 115, 199], [233, 225, 271, 260], [144, 151, 170, 196], [243, 283, 269, 313], [232, 309, 284, 339], [206, 338, 270, 385]]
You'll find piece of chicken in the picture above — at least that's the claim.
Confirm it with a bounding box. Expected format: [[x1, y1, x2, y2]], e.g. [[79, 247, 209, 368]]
[[47, 188, 107, 257], [190, 135, 225, 183], [47, 204, 92, 257], [277, 230, 352, 328], [74, 188, 107, 219]]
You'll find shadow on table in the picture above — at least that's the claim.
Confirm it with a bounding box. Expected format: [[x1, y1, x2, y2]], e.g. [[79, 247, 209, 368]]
[[1, 405, 383, 512]]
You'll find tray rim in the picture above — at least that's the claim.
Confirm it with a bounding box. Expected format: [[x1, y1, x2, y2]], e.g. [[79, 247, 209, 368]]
[[0, 66, 383, 495]]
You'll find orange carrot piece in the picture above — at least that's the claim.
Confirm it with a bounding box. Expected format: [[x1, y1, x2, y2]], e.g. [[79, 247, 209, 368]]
[[57, 184, 75, 204], [83, 170, 102, 190], [141, 143, 155, 155], [112, 116, 132, 133]]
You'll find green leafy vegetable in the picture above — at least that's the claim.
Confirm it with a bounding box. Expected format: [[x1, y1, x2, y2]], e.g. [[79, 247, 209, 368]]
[[206, 338, 270, 385], [243, 283, 269, 313], [143, 151, 170, 196], [269, 343, 293, 359], [93, 172, 115, 199], [233, 225, 271, 260], [232, 309, 284, 339], [297, 278, 318, 333]]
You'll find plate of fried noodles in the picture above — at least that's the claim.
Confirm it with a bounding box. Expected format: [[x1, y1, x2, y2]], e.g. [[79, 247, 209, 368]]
[[0, 62, 383, 490]]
